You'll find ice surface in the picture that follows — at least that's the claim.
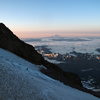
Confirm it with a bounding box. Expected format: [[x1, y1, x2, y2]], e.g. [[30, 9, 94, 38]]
[[0, 49, 100, 100]]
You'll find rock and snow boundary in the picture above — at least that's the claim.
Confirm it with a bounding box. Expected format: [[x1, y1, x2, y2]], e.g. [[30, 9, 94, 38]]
[[0, 49, 100, 100]]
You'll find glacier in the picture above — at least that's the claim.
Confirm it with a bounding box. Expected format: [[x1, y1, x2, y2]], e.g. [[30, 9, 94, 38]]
[[0, 48, 100, 100]]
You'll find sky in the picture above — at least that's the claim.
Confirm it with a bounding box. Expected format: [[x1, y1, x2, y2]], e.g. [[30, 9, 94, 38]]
[[0, 0, 100, 38]]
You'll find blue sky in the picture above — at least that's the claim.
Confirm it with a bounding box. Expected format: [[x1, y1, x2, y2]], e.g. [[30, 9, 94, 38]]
[[0, 0, 100, 38]]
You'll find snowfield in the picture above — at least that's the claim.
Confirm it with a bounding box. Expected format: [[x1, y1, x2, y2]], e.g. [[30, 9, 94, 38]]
[[0, 48, 100, 100]]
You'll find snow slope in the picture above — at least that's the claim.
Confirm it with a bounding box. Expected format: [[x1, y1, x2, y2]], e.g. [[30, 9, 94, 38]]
[[0, 48, 100, 100]]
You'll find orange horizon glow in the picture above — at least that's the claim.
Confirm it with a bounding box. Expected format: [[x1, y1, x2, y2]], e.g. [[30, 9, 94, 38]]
[[13, 30, 100, 39], [7, 23, 100, 39]]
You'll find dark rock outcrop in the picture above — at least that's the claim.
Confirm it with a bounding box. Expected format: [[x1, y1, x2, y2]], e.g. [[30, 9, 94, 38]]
[[0, 23, 99, 98], [0, 23, 43, 65]]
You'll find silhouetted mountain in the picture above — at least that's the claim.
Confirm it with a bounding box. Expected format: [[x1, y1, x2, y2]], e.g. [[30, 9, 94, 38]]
[[0, 23, 43, 65], [0, 23, 100, 97]]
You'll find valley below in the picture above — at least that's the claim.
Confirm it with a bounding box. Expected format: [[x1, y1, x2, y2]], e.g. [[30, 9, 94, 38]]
[[24, 36, 100, 92]]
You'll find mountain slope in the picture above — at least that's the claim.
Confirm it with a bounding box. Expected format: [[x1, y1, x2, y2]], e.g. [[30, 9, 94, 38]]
[[0, 23, 43, 65], [0, 48, 100, 100], [0, 23, 82, 88], [0, 23, 100, 97]]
